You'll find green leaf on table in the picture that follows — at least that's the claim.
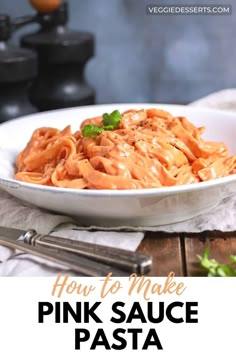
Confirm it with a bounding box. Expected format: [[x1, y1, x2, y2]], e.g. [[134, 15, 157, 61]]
[[198, 248, 236, 277], [229, 255, 236, 263]]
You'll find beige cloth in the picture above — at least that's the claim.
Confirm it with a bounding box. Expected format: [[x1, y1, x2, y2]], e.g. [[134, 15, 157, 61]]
[[0, 189, 144, 276], [1, 89, 236, 276]]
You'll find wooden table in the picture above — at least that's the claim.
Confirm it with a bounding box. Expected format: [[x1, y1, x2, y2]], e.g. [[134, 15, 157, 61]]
[[138, 231, 236, 276]]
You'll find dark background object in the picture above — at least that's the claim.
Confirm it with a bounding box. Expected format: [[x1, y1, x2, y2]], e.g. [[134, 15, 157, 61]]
[[21, 2, 95, 111], [1, 0, 236, 106], [0, 15, 37, 123], [0, 0, 95, 122]]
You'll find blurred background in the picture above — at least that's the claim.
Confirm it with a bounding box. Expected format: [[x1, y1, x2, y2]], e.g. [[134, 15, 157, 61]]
[[1, 0, 235, 104]]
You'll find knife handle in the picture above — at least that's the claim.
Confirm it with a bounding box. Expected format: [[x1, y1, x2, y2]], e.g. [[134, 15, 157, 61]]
[[22, 229, 152, 274], [0, 235, 128, 277]]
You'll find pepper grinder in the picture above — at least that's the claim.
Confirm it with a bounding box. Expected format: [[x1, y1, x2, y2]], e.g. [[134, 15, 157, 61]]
[[21, 0, 95, 111], [0, 15, 38, 123]]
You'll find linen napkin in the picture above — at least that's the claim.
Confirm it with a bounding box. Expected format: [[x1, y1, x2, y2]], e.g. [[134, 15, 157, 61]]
[[0, 188, 144, 276], [1, 89, 236, 276]]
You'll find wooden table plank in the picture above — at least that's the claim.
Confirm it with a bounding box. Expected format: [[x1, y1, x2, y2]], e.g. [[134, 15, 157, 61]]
[[185, 232, 236, 276], [138, 232, 183, 276]]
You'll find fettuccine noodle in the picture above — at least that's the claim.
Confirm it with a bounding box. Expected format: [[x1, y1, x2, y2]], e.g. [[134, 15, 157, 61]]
[[15, 108, 236, 189]]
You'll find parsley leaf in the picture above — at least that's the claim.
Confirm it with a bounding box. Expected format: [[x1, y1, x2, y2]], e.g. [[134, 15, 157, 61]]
[[82, 124, 104, 137], [82, 110, 122, 137], [102, 110, 122, 129]]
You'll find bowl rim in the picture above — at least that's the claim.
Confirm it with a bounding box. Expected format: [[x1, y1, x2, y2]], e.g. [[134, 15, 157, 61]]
[[1, 173, 236, 198]]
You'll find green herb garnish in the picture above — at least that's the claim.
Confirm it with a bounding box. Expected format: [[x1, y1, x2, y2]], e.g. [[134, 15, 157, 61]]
[[103, 125, 116, 131], [102, 110, 122, 129], [82, 124, 104, 138], [198, 247, 236, 277], [82, 110, 122, 137]]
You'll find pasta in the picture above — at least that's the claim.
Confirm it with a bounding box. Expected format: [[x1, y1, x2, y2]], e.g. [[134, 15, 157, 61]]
[[15, 108, 236, 190]]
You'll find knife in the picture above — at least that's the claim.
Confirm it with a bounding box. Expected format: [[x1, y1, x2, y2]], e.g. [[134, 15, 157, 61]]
[[0, 226, 152, 275]]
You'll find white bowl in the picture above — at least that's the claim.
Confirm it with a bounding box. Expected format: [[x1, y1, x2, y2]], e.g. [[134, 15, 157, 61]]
[[0, 103, 236, 227]]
